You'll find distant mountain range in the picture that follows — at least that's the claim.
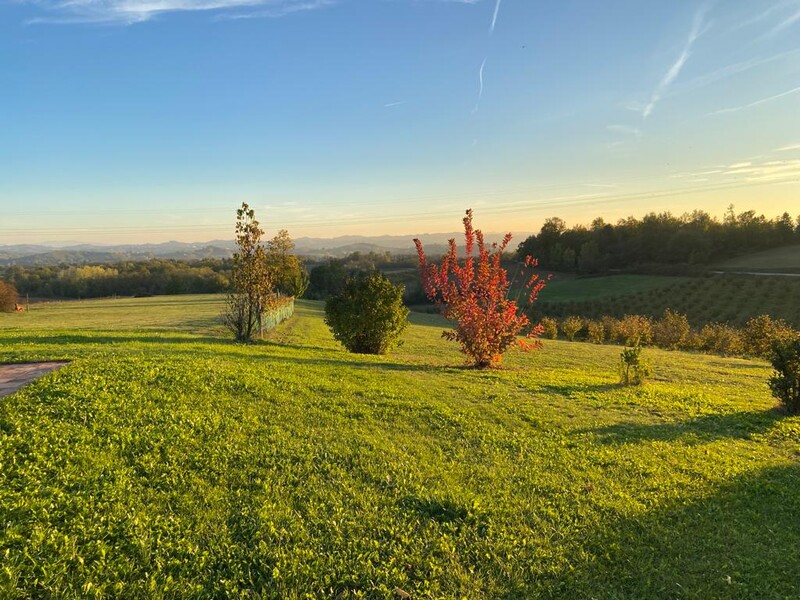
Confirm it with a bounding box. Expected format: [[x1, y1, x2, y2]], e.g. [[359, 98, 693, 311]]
[[0, 232, 532, 266]]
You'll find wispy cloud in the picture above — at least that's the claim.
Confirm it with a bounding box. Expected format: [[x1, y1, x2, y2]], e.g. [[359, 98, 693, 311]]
[[766, 6, 800, 37], [642, 5, 709, 119], [725, 1, 795, 34], [607, 124, 642, 138], [384, 101, 407, 108], [708, 85, 800, 115], [471, 56, 487, 114], [671, 157, 800, 184], [777, 143, 800, 152], [23, 0, 334, 24], [489, 0, 502, 34], [676, 47, 800, 94]]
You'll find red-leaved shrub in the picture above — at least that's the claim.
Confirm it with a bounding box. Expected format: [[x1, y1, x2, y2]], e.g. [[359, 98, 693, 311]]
[[415, 209, 548, 368]]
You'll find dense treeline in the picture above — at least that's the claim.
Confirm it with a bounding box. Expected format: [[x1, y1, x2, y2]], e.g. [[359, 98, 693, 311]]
[[1, 259, 231, 299], [517, 207, 800, 273]]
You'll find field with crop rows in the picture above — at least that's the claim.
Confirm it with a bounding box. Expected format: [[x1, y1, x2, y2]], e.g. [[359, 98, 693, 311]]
[[537, 273, 800, 328]]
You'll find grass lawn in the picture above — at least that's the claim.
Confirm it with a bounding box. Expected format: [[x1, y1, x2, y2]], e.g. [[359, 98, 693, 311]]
[[1, 296, 799, 598], [537, 275, 688, 303], [714, 244, 800, 273]]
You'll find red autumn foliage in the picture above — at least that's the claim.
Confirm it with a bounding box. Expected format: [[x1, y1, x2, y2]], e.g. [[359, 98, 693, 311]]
[[414, 209, 548, 368]]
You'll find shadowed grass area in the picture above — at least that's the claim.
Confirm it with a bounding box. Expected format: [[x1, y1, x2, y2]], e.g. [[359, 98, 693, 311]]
[[714, 243, 800, 273], [1, 295, 799, 598]]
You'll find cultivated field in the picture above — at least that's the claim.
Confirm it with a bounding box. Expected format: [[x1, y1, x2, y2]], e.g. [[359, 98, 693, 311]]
[[537, 273, 800, 328], [1, 296, 799, 598]]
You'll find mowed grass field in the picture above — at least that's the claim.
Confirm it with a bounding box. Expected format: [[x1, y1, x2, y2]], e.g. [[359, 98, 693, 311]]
[[1, 296, 799, 598], [714, 244, 800, 273], [537, 275, 688, 303]]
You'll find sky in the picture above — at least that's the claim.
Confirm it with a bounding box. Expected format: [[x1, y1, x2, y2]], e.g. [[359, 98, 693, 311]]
[[1, 0, 799, 244]]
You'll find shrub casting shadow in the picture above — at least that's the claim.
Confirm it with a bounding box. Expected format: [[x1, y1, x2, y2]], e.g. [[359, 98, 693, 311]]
[[1, 333, 231, 347], [584, 407, 785, 445]]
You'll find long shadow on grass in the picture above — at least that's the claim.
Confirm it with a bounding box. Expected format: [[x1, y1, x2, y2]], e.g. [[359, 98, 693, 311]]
[[540, 382, 621, 397], [530, 463, 800, 599], [249, 352, 444, 373], [0, 333, 231, 347], [584, 407, 784, 445]]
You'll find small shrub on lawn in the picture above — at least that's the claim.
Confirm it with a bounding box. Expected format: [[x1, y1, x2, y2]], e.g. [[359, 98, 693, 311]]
[[324, 273, 409, 355], [768, 336, 800, 414], [619, 346, 651, 386], [586, 320, 605, 344], [653, 309, 690, 350], [560, 316, 584, 342], [539, 317, 558, 339]]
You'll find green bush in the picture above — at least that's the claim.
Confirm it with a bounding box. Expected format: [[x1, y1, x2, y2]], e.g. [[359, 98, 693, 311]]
[[617, 314, 653, 346], [539, 317, 558, 339], [699, 323, 744, 356], [324, 273, 409, 355], [586, 320, 605, 344], [560, 316, 584, 341], [769, 336, 800, 414], [602, 315, 622, 344], [652, 309, 690, 350], [743, 315, 794, 359], [619, 346, 651, 386]]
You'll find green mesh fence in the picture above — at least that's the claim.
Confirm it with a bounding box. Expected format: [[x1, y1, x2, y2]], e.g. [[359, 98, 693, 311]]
[[262, 297, 295, 332]]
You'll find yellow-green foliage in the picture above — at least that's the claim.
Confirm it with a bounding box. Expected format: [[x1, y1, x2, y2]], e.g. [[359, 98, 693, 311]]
[[700, 323, 745, 357], [539, 317, 558, 339], [560, 315, 583, 341], [743, 315, 795, 359], [653, 309, 691, 349], [617, 314, 653, 346], [586, 320, 605, 344]]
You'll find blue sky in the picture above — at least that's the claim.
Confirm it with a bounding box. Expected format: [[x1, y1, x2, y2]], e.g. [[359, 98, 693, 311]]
[[2, 0, 799, 243]]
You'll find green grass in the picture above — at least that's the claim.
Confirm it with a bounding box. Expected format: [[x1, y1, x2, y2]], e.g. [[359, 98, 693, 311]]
[[1, 296, 799, 598], [537, 273, 800, 328], [538, 275, 688, 303], [714, 244, 800, 273]]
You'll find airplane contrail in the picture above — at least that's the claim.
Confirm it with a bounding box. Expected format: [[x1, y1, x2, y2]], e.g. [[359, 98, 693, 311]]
[[490, 0, 502, 33], [472, 56, 488, 114]]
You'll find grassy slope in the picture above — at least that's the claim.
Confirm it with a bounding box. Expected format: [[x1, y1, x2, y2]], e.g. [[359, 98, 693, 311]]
[[537, 275, 688, 303], [714, 244, 800, 273], [1, 296, 799, 599]]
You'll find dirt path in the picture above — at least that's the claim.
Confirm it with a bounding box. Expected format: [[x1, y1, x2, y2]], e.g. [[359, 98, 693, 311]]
[[0, 362, 69, 398]]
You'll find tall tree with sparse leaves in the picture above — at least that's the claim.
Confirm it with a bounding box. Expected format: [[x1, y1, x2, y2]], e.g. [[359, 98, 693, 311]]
[[224, 203, 273, 341]]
